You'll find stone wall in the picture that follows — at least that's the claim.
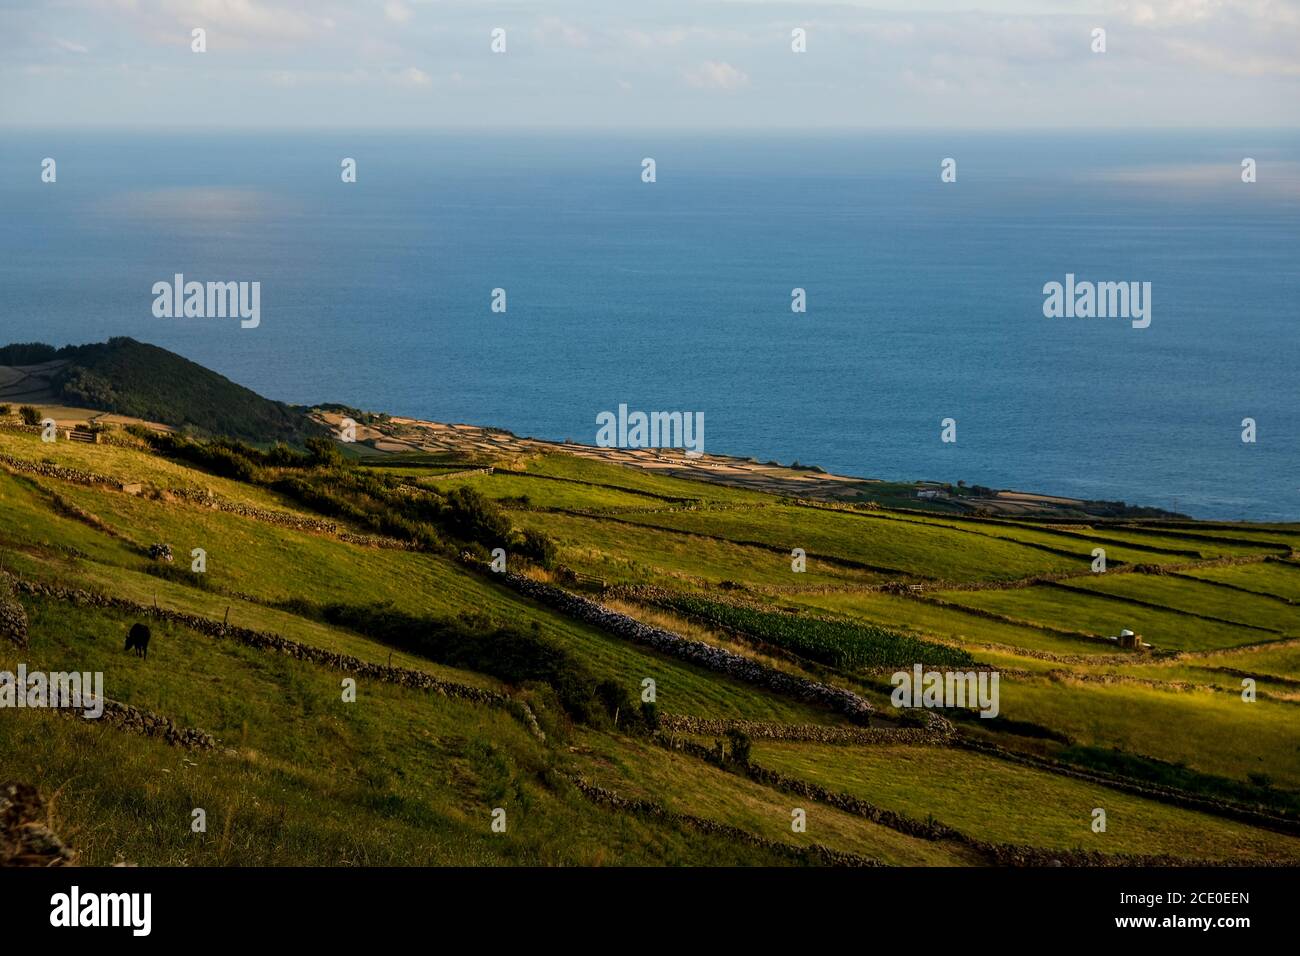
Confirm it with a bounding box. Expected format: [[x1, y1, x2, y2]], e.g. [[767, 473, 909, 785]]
[[79, 697, 218, 751], [568, 775, 881, 867], [167, 489, 413, 549], [490, 568, 875, 723], [0, 453, 109, 487], [955, 737, 1300, 837], [0, 453, 415, 551], [0, 578, 28, 649], [660, 736, 1245, 867]]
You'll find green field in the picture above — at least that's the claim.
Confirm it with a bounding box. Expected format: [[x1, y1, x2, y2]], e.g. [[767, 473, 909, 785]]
[[752, 742, 1300, 861], [1068, 572, 1298, 633], [1181, 561, 1300, 603], [3, 418, 1297, 867], [937, 582, 1272, 652], [607, 505, 1086, 581]]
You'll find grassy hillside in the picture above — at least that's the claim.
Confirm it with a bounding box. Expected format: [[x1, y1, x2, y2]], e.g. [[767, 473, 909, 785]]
[[1, 399, 1297, 867], [0, 338, 314, 442]]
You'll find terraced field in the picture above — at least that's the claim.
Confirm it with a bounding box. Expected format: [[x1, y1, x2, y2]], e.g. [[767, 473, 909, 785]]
[[2, 420, 1297, 867]]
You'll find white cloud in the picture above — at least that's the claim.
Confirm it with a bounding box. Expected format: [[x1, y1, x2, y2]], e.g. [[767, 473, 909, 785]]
[[1163, 37, 1300, 76], [393, 65, 431, 87], [684, 59, 750, 91], [98, 0, 331, 46], [535, 17, 589, 49]]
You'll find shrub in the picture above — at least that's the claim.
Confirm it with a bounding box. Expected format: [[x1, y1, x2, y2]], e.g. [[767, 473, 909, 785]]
[[441, 486, 512, 545], [594, 680, 636, 727], [313, 601, 601, 722], [18, 406, 40, 427], [515, 528, 558, 569], [640, 700, 659, 731], [304, 436, 344, 468], [725, 728, 752, 765]]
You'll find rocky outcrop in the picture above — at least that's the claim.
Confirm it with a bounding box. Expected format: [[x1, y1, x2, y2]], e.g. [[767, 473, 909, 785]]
[[0, 782, 76, 867]]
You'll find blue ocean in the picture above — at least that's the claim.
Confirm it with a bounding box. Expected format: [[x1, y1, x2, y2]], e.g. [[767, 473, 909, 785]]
[[1, 131, 1296, 519]]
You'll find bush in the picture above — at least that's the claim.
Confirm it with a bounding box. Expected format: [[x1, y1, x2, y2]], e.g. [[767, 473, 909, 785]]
[[515, 528, 558, 569], [441, 486, 512, 545], [725, 728, 752, 765], [304, 436, 344, 468], [0, 405, 10, 417], [594, 680, 636, 727], [311, 601, 602, 722], [18, 406, 40, 427], [640, 700, 659, 731]]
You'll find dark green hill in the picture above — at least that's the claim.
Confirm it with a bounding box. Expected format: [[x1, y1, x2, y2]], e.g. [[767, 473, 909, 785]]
[[0, 337, 315, 443]]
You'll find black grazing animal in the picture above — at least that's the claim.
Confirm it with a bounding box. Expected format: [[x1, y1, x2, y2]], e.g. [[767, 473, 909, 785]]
[[124, 623, 151, 660]]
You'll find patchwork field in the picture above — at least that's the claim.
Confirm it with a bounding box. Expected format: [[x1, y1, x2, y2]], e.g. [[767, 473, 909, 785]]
[[1, 418, 1297, 867]]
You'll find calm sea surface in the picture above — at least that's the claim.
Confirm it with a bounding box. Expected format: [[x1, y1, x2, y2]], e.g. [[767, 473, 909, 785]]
[[1, 130, 1297, 519]]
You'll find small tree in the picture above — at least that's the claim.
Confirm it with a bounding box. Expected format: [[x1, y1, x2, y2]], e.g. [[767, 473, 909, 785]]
[[725, 728, 752, 765], [516, 528, 557, 569], [640, 700, 659, 731], [594, 679, 635, 728], [304, 436, 344, 468]]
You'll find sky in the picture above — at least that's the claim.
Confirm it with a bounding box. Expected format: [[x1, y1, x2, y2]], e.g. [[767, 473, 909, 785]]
[[1, 0, 1297, 129]]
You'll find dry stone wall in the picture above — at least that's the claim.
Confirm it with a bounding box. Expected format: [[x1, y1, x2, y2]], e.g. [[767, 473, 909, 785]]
[[661, 736, 1243, 867], [569, 775, 881, 867], [0, 454, 109, 487], [955, 737, 1300, 837], [0, 582, 28, 649], [79, 697, 218, 751], [0, 453, 414, 550]]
